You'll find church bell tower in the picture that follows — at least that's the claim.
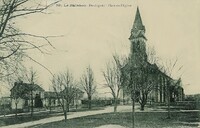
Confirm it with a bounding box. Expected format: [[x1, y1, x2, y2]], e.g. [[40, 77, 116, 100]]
[[129, 7, 147, 63]]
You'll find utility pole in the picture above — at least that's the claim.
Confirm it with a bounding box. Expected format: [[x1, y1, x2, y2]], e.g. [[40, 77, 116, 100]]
[[167, 79, 171, 119], [132, 88, 135, 128]]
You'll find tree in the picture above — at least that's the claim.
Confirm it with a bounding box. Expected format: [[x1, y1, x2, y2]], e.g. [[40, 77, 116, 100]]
[[0, 0, 59, 79], [124, 45, 159, 127], [52, 69, 78, 122], [11, 80, 29, 117], [4, 63, 26, 117], [25, 67, 38, 117], [73, 88, 84, 110], [80, 66, 96, 110], [125, 46, 159, 111], [102, 55, 127, 112], [9, 67, 40, 117], [136, 46, 159, 111], [136, 64, 159, 110], [158, 58, 183, 119], [0, 0, 59, 115], [10, 67, 41, 117]]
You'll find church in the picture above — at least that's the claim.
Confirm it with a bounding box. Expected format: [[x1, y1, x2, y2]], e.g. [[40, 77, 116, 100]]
[[121, 7, 184, 105]]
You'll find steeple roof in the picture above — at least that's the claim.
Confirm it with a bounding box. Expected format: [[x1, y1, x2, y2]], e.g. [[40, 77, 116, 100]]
[[129, 7, 146, 40], [132, 7, 145, 31]]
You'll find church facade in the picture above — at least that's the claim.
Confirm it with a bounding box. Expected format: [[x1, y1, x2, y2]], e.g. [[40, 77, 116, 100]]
[[121, 7, 184, 104]]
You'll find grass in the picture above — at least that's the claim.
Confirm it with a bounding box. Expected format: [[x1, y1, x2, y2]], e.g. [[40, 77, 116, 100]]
[[33, 111, 200, 128], [0, 106, 104, 127], [0, 111, 63, 127]]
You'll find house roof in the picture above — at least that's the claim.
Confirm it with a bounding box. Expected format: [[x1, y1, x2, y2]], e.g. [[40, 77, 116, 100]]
[[11, 82, 44, 92], [122, 59, 177, 85], [10, 82, 44, 98]]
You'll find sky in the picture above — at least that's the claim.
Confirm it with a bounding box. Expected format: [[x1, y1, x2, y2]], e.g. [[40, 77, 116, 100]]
[[1, 0, 200, 96]]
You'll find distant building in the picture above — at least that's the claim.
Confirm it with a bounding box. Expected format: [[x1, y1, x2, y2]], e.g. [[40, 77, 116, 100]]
[[185, 94, 200, 101], [43, 91, 59, 107], [121, 7, 184, 104], [10, 81, 44, 110]]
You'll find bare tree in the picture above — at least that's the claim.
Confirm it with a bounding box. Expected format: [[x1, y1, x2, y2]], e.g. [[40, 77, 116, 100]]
[[3, 63, 26, 117], [9, 67, 39, 117], [102, 55, 127, 112], [146, 45, 159, 64], [136, 46, 159, 111], [0, 0, 59, 79], [25, 67, 38, 117], [125, 46, 159, 111], [158, 58, 183, 119], [0, 1, 59, 114], [123, 45, 159, 127], [103, 62, 120, 112], [80, 66, 96, 110], [52, 70, 78, 122], [136, 64, 159, 110], [11, 81, 25, 117], [10, 67, 41, 117]]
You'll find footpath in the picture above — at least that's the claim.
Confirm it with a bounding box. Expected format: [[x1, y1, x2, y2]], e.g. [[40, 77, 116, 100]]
[[0, 105, 200, 128], [0, 106, 133, 128]]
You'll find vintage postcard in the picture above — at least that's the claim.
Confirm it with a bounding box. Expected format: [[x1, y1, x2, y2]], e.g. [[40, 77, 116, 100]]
[[0, 0, 199, 128]]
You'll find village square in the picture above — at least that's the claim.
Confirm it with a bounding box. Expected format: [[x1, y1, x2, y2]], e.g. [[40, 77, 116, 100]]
[[0, 0, 200, 128]]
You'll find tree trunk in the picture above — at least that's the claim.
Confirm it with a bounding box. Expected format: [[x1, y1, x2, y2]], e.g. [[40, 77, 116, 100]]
[[140, 94, 147, 111], [15, 102, 18, 117], [49, 99, 52, 114], [75, 93, 78, 110], [132, 96, 135, 128], [88, 95, 92, 110], [3, 103, 5, 117], [114, 105, 117, 113], [67, 103, 70, 112], [113, 98, 118, 112], [123, 89, 125, 105], [48, 99, 51, 113], [140, 104, 145, 111], [167, 85, 171, 119], [31, 91, 33, 117], [64, 110, 67, 122], [50, 106, 52, 113], [114, 98, 117, 112], [131, 82, 136, 128], [61, 98, 67, 122], [75, 102, 78, 110], [66, 97, 70, 112]]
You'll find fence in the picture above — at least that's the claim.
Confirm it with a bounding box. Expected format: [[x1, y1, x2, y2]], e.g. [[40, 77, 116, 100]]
[[81, 99, 120, 107], [152, 101, 200, 110]]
